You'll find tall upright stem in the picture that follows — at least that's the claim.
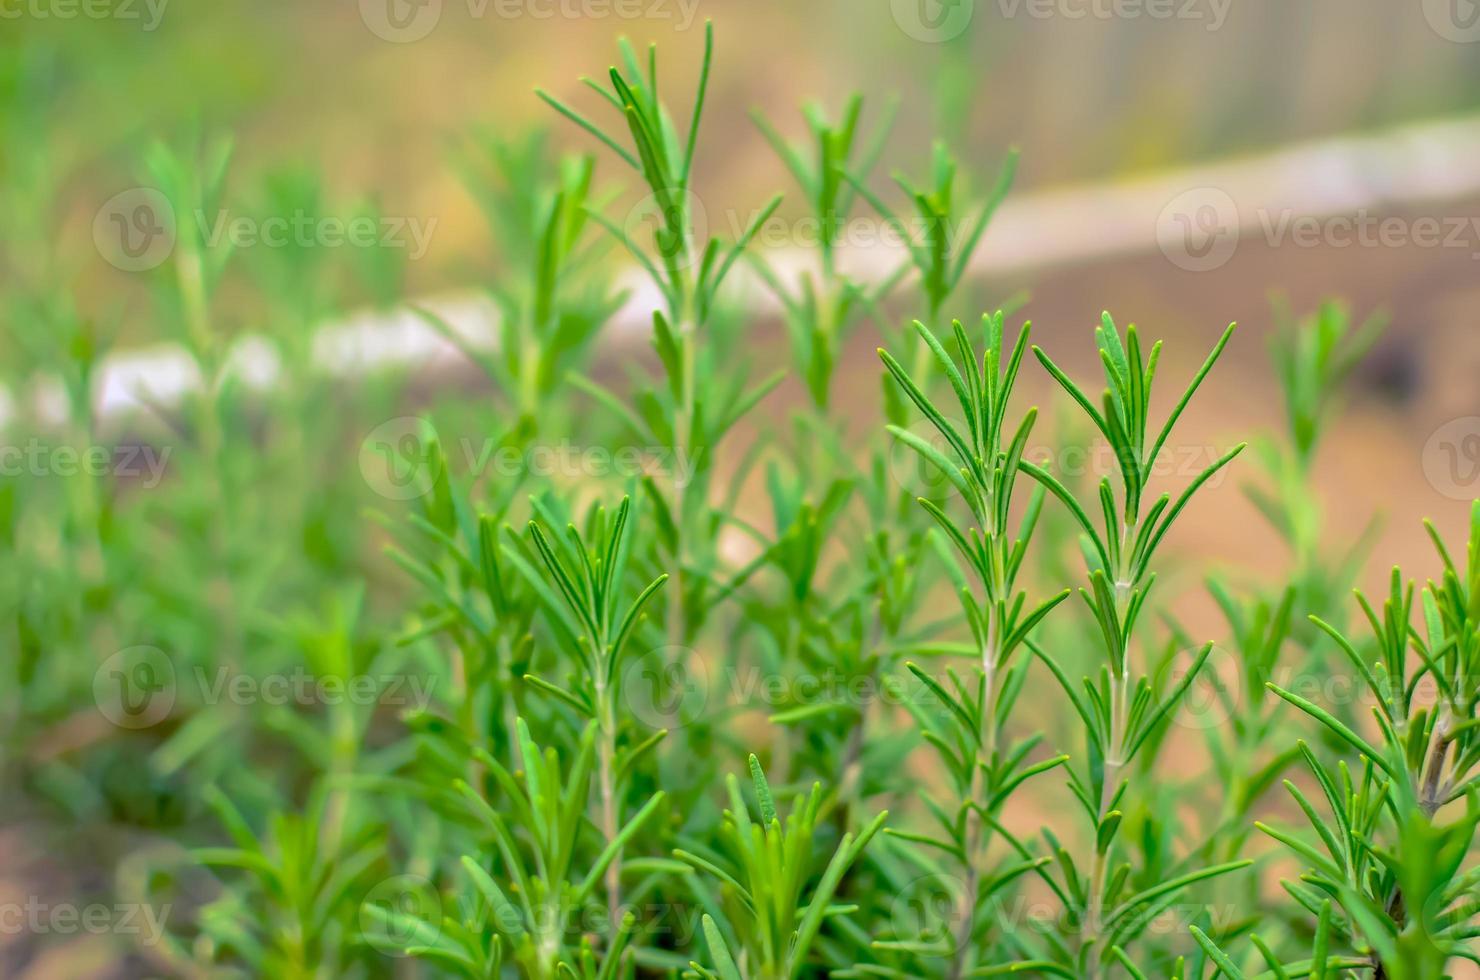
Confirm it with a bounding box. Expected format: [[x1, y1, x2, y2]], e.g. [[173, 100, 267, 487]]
[[945, 607, 1002, 980], [1085, 512, 1137, 977], [982, 616, 1001, 761], [668, 321, 696, 651], [595, 672, 621, 926], [1420, 724, 1452, 819]]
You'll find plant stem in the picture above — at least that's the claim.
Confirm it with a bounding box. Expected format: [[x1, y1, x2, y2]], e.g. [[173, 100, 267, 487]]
[[1371, 884, 1409, 979], [661, 317, 696, 809], [1420, 724, 1452, 819], [1083, 667, 1128, 978], [947, 809, 983, 980], [595, 674, 621, 927], [945, 610, 1002, 980], [1113, 519, 1138, 614], [668, 319, 697, 652], [982, 616, 1002, 761], [1100, 669, 1129, 817], [1084, 846, 1108, 958]]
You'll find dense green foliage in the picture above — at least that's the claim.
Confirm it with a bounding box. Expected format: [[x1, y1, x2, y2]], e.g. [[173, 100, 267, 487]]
[[2, 24, 1477, 980]]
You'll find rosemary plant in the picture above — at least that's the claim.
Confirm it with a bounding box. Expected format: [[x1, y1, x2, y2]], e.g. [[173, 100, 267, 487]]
[[680, 755, 888, 980], [1012, 315, 1253, 976], [511, 496, 668, 923], [8, 19, 1480, 980], [873, 311, 1071, 978], [1187, 503, 1480, 977], [749, 94, 901, 409], [542, 21, 783, 662], [428, 130, 624, 435], [847, 141, 1018, 387]]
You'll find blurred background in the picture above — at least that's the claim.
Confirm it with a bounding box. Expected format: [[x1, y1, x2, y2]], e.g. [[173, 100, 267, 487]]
[[5, 0, 1480, 975], [6, 0, 1480, 544]]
